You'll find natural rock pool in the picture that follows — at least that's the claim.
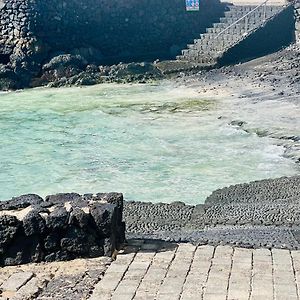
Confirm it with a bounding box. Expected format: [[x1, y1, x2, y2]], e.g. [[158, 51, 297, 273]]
[[0, 82, 298, 204]]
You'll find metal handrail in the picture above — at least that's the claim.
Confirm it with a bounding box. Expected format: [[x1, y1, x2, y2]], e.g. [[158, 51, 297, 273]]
[[214, 0, 272, 38]]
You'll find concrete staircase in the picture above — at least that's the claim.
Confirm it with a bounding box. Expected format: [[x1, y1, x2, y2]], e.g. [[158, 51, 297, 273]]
[[176, 4, 284, 66]]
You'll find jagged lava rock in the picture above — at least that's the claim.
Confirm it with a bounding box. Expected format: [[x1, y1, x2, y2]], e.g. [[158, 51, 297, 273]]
[[0, 192, 125, 266]]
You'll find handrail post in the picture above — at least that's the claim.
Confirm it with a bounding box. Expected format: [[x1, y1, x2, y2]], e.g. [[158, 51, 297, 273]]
[[263, 2, 267, 21], [245, 15, 248, 32]]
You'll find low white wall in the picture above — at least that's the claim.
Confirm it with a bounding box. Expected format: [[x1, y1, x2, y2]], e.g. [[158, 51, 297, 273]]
[[221, 0, 287, 5]]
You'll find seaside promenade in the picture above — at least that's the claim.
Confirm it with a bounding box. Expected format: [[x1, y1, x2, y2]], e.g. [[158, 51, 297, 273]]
[[2, 239, 300, 299], [90, 240, 300, 300]]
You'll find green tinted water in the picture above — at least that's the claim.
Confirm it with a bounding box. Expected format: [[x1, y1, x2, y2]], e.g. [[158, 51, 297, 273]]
[[0, 82, 298, 204]]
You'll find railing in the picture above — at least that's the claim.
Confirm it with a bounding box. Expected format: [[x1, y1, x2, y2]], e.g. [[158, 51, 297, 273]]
[[214, 0, 273, 39]]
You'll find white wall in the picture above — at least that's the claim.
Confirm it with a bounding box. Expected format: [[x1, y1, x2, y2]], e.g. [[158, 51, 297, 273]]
[[220, 0, 287, 5]]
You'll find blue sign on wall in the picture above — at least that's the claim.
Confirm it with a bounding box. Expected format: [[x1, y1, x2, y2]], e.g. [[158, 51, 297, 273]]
[[186, 0, 200, 11]]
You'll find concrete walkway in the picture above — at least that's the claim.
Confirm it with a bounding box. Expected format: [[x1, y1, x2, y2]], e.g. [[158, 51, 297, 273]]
[[90, 240, 300, 300]]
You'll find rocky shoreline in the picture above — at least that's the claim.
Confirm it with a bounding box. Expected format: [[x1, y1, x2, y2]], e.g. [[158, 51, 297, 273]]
[[124, 176, 300, 249], [0, 57, 165, 90], [0, 193, 125, 267], [122, 45, 300, 249], [179, 44, 300, 165], [0, 44, 300, 298], [0, 45, 299, 252]]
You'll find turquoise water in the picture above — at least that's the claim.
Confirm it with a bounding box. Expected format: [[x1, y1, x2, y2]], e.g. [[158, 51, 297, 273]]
[[0, 82, 298, 204]]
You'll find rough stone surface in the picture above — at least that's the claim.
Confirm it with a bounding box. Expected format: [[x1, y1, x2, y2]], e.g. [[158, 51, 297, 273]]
[[0, 0, 224, 89], [0, 256, 111, 300], [0, 193, 125, 266], [0, 194, 43, 210], [124, 176, 300, 250], [89, 240, 300, 300], [0, 272, 33, 292], [3, 241, 300, 299]]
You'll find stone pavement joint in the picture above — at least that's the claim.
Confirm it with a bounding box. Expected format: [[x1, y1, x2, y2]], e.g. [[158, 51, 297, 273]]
[[89, 240, 300, 300], [2, 240, 300, 299]]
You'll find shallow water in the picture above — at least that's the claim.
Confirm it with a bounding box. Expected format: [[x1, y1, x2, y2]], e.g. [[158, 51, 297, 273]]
[[0, 82, 298, 204]]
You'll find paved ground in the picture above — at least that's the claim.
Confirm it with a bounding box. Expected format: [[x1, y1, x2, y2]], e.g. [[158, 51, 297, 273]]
[[0, 256, 112, 299], [2, 239, 300, 299], [90, 239, 300, 300]]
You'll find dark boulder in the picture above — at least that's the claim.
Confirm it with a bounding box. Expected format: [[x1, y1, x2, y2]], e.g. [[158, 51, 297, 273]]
[[45, 250, 74, 263], [60, 227, 90, 254], [43, 54, 87, 71], [96, 193, 124, 212], [90, 203, 116, 236], [0, 215, 21, 249], [4, 235, 42, 265], [0, 64, 18, 90], [45, 193, 81, 205], [68, 207, 90, 228], [95, 193, 125, 245], [23, 210, 46, 236], [40, 54, 88, 85], [0, 194, 43, 210], [0, 192, 125, 266], [44, 232, 60, 251], [45, 207, 69, 229]]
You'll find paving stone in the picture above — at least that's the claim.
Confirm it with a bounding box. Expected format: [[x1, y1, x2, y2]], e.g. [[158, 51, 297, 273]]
[[180, 245, 214, 300], [1, 272, 34, 292], [272, 249, 298, 300], [135, 247, 177, 299], [228, 248, 252, 300], [89, 254, 136, 300], [203, 246, 233, 298], [291, 250, 300, 298], [156, 244, 195, 299], [13, 277, 40, 299], [86, 243, 300, 300], [250, 248, 274, 300]]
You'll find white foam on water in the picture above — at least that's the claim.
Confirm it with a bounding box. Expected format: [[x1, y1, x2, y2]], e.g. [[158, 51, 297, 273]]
[[0, 82, 298, 204]]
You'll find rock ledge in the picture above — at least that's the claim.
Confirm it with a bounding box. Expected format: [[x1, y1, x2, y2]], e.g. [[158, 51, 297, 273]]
[[0, 192, 125, 266]]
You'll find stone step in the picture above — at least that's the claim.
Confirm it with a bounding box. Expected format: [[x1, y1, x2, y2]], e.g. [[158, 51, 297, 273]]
[[198, 35, 229, 43], [196, 35, 240, 43], [166, 55, 218, 66], [207, 27, 246, 34], [185, 37, 241, 53], [181, 48, 222, 57], [225, 7, 278, 15], [228, 5, 281, 13], [178, 48, 220, 57], [199, 33, 243, 41], [176, 4, 285, 64], [219, 12, 275, 24], [224, 10, 280, 20], [190, 42, 227, 50], [190, 57, 218, 64], [213, 22, 245, 29], [183, 51, 222, 60], [176, 57, 213, 65], [187, 42, 226, 52], [212, 22, 257, 31]]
